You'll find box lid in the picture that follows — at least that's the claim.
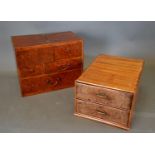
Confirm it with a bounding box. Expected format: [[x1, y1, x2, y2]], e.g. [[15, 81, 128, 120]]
[[77, 54, 144, 93], [12, 31, 82, 49]]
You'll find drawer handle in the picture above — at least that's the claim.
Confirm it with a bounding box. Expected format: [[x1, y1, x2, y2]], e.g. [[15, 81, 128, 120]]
[[96, 93, 110, 100], [58, 64, 71, 71], [47, 77, 61, 86], [96, 110, 108, 116]]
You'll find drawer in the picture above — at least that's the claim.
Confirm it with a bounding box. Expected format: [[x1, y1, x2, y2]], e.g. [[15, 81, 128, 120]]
[[16, 46, 54, 67], [21, 69, 82, 96], [45, 57, 83, 74], [16, 41, 82, 68], [76, 99, 129, 125], [76, 83, 133, 110], [19, 64, 44, 78], [54, 41, 82, 61]]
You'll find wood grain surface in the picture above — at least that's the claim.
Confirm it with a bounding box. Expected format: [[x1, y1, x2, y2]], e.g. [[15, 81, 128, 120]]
[[12, 31, 84, 96], [76, 82, 133, 110], [77, 54, 144, 93], [21, 69, 82, 96], [75, 54, 144, 130], [75, 99, 129, 126]]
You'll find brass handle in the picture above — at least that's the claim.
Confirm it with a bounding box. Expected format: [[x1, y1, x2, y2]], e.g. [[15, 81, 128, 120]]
[[58, 64, 70, 71], [96, 92, 110, 100], [96, 110, 108, 116], [47, 77, 61, 86]]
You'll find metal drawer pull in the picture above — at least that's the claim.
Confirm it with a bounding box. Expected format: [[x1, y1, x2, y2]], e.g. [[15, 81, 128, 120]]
[[96, 110, 108, 116], [47, 77, 61, 86], [96, 93, 110, 100], [58, 64, 71, 71]]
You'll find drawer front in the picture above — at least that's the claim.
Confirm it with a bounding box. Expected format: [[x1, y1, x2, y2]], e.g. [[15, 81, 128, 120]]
[[16, 41, 82, 68], [76, 83, 133, 110], [16, 46, 54, 68], [76, 99, 129, 125], [45, 57, 83, 74], [54, 41, 82, 61], [21, 69, 82, 96], [18, 64, 44, 78]]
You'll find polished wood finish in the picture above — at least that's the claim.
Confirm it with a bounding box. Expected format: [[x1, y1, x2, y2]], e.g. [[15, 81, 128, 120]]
[[12, 31, 84, 96], [21, 69, 82, 96], [78, 54, 143, 93], [74, 54, 144, 130]]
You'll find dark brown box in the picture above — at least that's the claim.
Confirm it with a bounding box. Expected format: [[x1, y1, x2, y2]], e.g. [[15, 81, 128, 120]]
[[12, 31, 84, 96]]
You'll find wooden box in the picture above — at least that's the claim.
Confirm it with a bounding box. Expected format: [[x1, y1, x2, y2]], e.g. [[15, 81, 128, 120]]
[[74, 54, 144, 130], [12, 31, 84, 96]]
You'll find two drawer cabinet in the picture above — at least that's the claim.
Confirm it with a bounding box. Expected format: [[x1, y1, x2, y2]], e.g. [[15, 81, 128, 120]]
[[74, 54, 144, 130], [12, 31, 84, 96]]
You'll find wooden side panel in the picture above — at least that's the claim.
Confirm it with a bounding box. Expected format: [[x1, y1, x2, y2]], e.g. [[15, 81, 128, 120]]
[[76, 83, 133, 110], [21, 69, 82, 96], [76, 99, 129, 126]]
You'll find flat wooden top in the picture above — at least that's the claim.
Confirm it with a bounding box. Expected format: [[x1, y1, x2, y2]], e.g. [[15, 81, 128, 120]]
[[12, 31, 82, 49], [77, 54, 144, 93]]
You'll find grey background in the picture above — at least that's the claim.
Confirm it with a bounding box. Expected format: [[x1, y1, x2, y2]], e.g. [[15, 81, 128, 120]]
[[0, 21, 155, 132]]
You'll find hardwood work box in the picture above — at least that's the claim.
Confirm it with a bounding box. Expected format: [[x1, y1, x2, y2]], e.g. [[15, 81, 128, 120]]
[[12, 31, 84, 96], [74, 54, 144, 130]]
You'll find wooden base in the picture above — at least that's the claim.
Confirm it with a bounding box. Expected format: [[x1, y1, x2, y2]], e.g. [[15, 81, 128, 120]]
[[74, 112, 130, 130]]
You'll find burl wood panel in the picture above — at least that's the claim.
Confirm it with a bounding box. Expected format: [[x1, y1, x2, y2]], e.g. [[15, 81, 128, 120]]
[[54, 42, 82, 60], [45, 57, 82, 74], [16, 46, 55, 65], [12, 31, 84, 96], [76, 99, 129, 126], [21, 69, 82, 96], [15, 41, 82, 68], [76, 82, 133, 110], [75, 54, 144, 130], [19, 64, 45, 78]]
